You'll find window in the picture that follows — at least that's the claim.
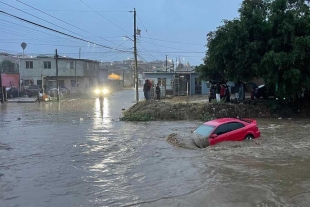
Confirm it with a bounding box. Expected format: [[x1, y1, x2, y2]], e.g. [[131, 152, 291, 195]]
[[158, 78, 162, 86], [23, 80, 31, 86], [71, 79, 78, 87], [89, 78, 94, 86], [44, 61, 51, 69], [213, 124, 229, 136], [194, 124, 215, 137], [26, 61, 33, 69], [162, 78, 167, 87], [70, 62, 74, 69], [228, 122, 245, 131]]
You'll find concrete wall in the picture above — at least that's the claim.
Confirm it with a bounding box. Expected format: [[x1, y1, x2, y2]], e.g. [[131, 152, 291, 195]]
[[19, 57, 99, 85], [144, 73, 174, 90]]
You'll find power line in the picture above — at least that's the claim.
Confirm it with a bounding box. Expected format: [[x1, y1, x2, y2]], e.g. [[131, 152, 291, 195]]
[[0, 1, 90, 39], [141, 39, 204, 52], [137, 54, 148, 62], [78, 0, 130, 34], [15, 0, 119, 46], [2, 8, 130, 13], [137, 14, 164, 59], [140, 36, 202, 46], [0, 10, 132, 53], [0, 20, 84, 45], [137, 42, 158, 62], [120, 0, 134, 9]]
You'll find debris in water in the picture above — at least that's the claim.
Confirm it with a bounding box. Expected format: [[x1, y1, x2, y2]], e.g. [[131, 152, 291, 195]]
[[17, 117, 21, 121], [166, 133, 197, 149], [80, 118, 84, 122]]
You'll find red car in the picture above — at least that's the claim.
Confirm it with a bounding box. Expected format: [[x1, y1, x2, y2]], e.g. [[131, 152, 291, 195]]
[[192, 118, 260, 148]]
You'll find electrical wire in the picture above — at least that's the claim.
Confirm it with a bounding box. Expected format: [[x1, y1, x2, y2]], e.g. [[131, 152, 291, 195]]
[[0, 10, 132, 53], [0, 1, 92, 39], [78, 0, 130, 35], [140, 36, 202, 46], [15, 0, 120, 46], [137, 15, 164, 59]]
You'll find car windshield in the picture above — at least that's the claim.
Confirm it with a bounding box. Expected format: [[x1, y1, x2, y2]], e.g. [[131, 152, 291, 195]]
[[194, 124, 215, 137]]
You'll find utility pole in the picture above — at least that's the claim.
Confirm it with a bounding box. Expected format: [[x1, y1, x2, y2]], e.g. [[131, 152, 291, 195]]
[[133, 8, 139, 103], [75, 61, 77, 90], [166, 55, 168, 72], [41, 74, 44, 93], [0, 72, 3, 103], [55, 49, 60, 102]]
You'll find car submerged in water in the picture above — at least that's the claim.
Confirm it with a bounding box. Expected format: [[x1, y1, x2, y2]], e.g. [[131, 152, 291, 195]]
[[192, 117, 261, 148]]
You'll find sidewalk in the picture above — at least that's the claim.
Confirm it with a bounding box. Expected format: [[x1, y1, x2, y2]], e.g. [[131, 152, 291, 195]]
[[7, 97, 38, 103]]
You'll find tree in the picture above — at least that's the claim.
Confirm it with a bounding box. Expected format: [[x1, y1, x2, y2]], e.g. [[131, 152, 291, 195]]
[[0, 60, 18, 73], [199, 0, 310, 100]]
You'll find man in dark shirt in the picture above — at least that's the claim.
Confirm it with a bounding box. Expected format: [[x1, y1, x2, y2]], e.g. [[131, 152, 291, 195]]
[[155, 84, 160, 100], [143, 80, 151, 100]]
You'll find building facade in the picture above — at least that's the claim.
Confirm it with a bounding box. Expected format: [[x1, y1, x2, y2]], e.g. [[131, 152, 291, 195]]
[[143, 71, 209, 97], [19, 56, 100, 93]]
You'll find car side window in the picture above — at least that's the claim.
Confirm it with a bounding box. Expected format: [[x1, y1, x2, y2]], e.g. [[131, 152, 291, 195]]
[[228, 122, 245, 131], [213, 124, 229, 136]]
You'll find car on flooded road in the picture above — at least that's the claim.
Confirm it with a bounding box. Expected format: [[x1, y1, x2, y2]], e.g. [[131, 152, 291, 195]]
[[6, 87, 19, 98], [192, 118, 261, 148], [93, 86, 110, 99]]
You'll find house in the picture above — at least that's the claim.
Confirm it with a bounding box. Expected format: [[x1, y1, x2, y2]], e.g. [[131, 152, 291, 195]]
[[19, 56, 101, 93], [143, 70, 209, 97]]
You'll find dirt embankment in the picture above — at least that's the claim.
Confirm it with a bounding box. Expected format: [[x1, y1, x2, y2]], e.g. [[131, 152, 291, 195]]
[[121, 100, 279, 121]]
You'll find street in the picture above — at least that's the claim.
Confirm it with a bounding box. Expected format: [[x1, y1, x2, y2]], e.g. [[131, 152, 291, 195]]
[[1, 89, 310, 207]]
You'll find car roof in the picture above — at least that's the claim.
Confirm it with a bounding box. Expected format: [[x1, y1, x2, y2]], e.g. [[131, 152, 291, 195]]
[[204, 118, 243, 126]]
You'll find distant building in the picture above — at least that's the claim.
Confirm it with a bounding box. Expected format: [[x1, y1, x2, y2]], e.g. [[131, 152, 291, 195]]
[[143, 70, 209, 97], [19, 56, 100, 93]]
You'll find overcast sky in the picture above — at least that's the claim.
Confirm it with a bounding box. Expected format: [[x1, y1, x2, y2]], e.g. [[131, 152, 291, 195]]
[[0, 0, 243, 65]]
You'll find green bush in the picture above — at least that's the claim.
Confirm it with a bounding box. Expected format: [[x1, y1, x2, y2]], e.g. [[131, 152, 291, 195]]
[[120, 112, 155, 121]]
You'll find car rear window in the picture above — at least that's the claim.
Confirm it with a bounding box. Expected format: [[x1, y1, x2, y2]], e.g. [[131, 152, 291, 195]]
[[194, 124, 215, 137]]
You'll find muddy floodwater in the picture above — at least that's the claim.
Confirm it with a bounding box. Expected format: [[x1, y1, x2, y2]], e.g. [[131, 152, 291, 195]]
[[1, 89, 310, 207]]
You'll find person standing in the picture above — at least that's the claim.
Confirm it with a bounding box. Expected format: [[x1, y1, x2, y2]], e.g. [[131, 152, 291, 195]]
[[156, 83, 161, 100], [216, 83, 221, 102], [143, 79, 151, 100], [234, 81, 240, 101]]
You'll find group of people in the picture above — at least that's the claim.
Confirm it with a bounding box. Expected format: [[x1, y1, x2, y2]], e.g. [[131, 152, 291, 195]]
[[143, 79, 161, 100], [215, 83, 231, 102]]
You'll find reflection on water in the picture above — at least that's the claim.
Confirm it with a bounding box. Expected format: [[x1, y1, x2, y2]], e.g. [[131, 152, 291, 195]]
[[1, 90, 310, 207]]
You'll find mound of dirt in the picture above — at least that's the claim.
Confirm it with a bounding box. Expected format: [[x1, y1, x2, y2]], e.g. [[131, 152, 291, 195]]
[[121, 100, 275, 121]]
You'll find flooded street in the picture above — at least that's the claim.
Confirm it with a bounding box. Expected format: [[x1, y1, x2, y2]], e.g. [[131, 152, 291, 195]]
[[1, 89, 310, 207]]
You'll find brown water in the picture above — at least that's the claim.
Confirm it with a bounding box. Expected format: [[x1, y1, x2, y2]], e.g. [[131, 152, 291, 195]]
[[1, 89, 310, 207]]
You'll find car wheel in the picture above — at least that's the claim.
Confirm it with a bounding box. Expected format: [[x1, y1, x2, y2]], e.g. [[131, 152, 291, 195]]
[[245, 134, 254, 140]]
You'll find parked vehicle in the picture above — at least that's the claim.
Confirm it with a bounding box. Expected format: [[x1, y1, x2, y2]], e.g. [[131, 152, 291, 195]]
[[6, 87, 19, 98], [48, 87, 70, 97], [25, 85, 40, 97], [60, 87, 70, 95], [192, 117, 261, 148], [255, 84, 277, 99]]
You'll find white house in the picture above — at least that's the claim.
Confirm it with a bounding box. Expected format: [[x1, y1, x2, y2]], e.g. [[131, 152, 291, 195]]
[[19, 56, 100, 93]]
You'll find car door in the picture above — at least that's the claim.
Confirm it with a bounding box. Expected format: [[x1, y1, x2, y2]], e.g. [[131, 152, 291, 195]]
[[226, 122, 245, 141], [211, 124, 229, 145]]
